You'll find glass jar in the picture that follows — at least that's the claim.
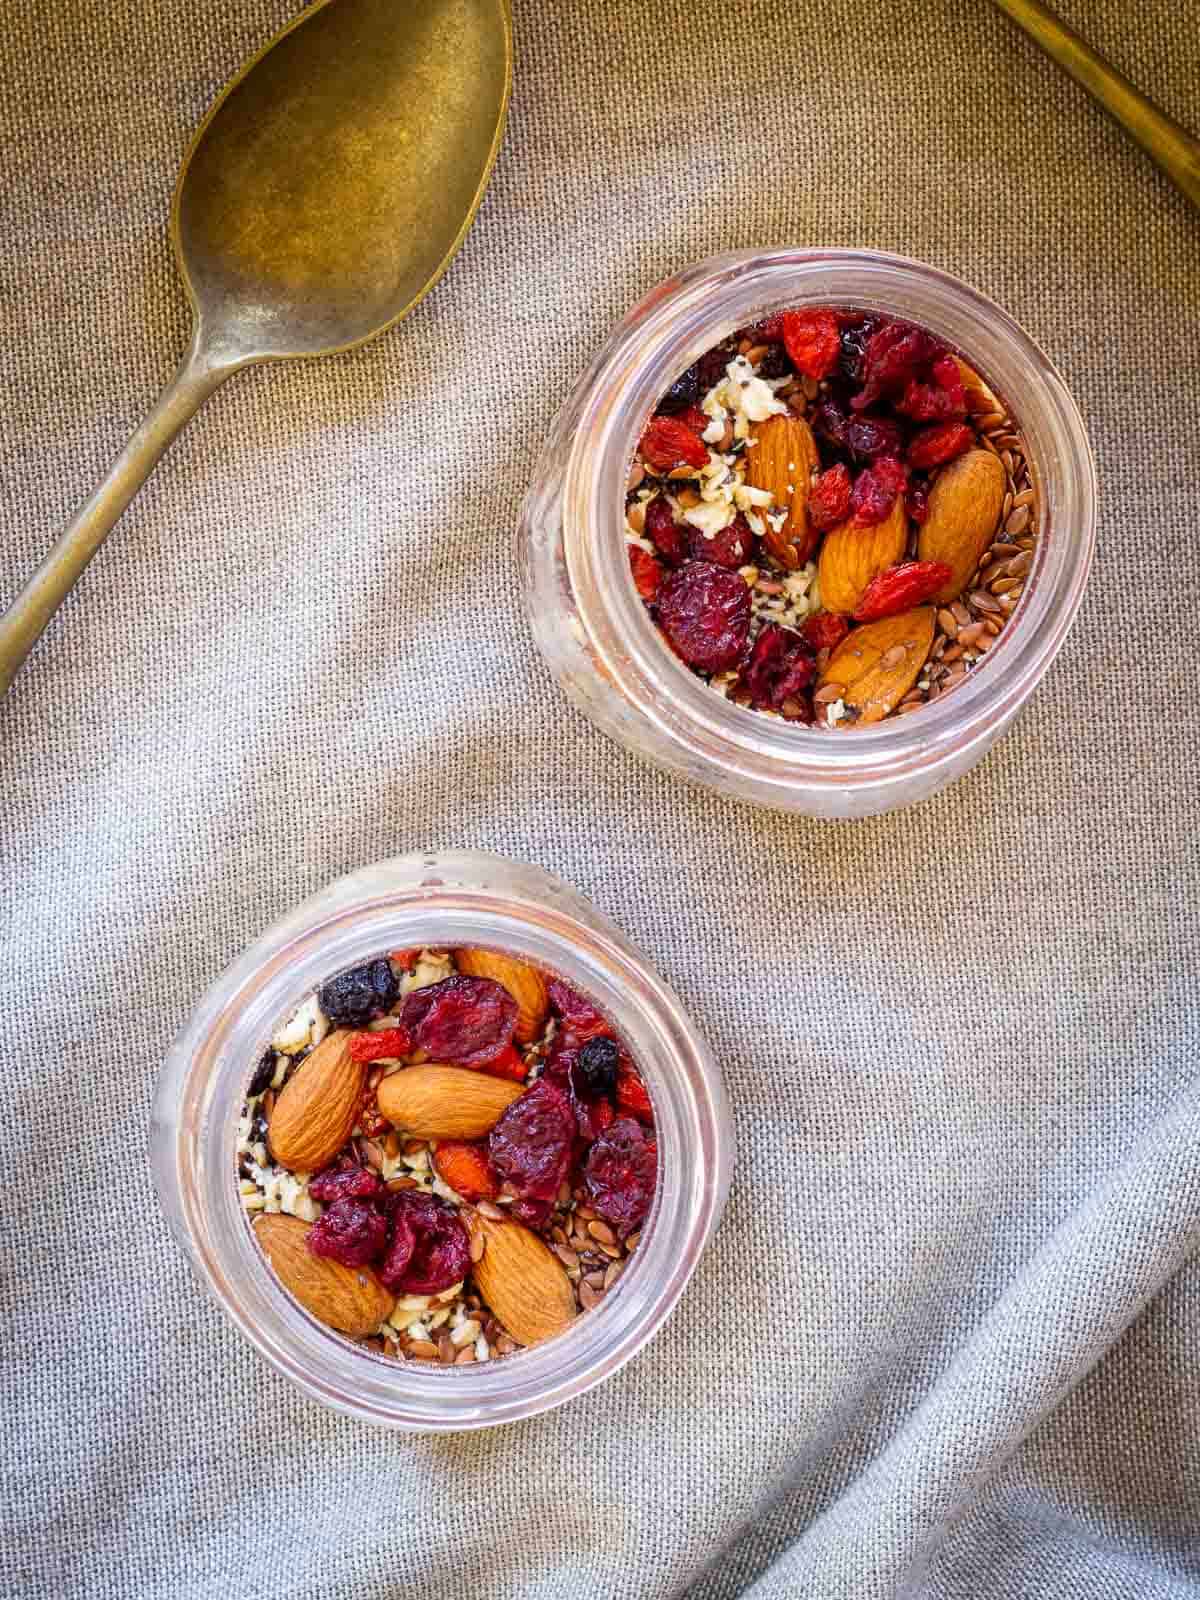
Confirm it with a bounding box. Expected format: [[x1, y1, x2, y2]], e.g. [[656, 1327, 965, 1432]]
[[520, 248, 1096, 818], [150, 850, 729, 1431]]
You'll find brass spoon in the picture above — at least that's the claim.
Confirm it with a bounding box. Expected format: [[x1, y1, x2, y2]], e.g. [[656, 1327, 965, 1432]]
[[990, 0, 1199, 212], [0, 0, 512, 695]]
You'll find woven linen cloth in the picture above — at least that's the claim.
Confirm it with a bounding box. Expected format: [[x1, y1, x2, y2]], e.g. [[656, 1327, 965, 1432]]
[[2, 0, 1198, 1594]]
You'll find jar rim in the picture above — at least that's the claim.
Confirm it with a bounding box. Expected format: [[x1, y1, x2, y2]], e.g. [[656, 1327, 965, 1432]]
[[559, 248, 1096, 797], [150, 850, 730, 1430]]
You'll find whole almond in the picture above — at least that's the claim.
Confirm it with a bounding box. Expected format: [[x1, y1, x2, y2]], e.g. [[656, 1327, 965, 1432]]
[[467, 1212, 577, 1347], [455, 949, 548, 1044], [267, 1029, 364, 1173], [917, 449, 1005, 602], [817, 607, 936, 723], [951, 356, 1002, 417], [376, 1065, 524, 1139], [817, 496, 907, 616], [745, 413, 820, 568], [253, 1213, 395, 1335]]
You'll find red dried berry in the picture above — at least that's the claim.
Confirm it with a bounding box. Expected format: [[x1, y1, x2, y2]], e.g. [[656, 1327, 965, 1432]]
[[629, 544, 664, 600], [347, 1026, 411, 1063], [389, 949, 421, 970], [800, 612, 851, 653], [849, 457, 908, 526], [401, 974, 517, 1068], [907, 478, 931, 525], [676, 404, 710, 434], [811, 398, 849, 450], [583, 1118, 657, 1236], [853, 560, 954, 622], [307, 1198, 389, 1267], [615, 1063, 653, 1123], [432, 1140, 498, 1202], [737, 623, 816, 714], [851, 320, 944, 412], [547, 980, 611, 1040], [845, 415, 905, 462], [639, 415, 709, 472], [688, 513, 755, 570], [308, 1164, 383, 1205], [655, 561, 751, 674], [644, 495, 688, 566], [808, 464, 853, 533], [745, 312, 788, 343], [896, 353, 968, 422], [781, 309, 841, 379], [907, 422, 975, 470], [380, 1192, 470, 1294], [488, 1079, 576, 1227], [483, 1043, 528, 1082]]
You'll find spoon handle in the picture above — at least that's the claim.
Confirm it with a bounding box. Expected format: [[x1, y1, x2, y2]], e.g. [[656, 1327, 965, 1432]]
[[0, 334, 233, 695], [990, 0, 1200, 211]]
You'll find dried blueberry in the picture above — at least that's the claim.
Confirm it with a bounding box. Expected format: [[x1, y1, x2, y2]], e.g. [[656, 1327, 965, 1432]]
[[248, 1051, 275, 1098], [756, 343, 792, 380], [576, 1037, 619, 1100], [657, 364, 702, 413], [318, 958, 398, 1028]]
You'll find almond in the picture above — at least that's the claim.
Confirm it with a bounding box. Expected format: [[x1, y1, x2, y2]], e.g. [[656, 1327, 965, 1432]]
[[466, 1212, 577, 1347], [376, 1065, 524, 1139], [455, 949, 549, 1044], [817, 606, 935, 723], [917, 449, 1005, 602], [253, 1213, 395, 1335], [952, 356, 1002, 416], [267, 1029, 364, 1173], [817, 495, 907, 616], [745, 413, 819, 568]]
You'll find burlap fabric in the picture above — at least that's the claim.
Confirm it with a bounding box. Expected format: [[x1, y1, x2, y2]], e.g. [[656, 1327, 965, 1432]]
[[3, 2, 1197, 1595]]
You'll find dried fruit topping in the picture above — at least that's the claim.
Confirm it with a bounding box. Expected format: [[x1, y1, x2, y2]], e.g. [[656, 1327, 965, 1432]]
[[629, 544, 664, 599], [781, 308, 841, 379], [639, 414, 709, 472], [388, 948, 421, 970], [845, 415, 905, 462], [318, 959, 398, 1028], [849, 456, 908, 526], [401, 974, 517, 1068], [584, 1118, 657, 1236], [481, 1044, 528, 1083], [808, 463, 853, 534], [547, 979, 611, 1040], [907, 421, 975, 470], [644, 495, 688, 566], [433, 1140, 499, 1202], [255, 1214, 395, 1336], [853, 561, 955, 623], [737, 623, 816, 715], [837, 314, 883, 384], [307, 1197, 389, 1267], [655, 561, 751, 673], [688, 513, 754, 570], [382, 1192, 470, 1294], [757, 344, 792, 380], [676, 404, 710, 434], [248, 1051, 275, 1098], [488, 1079, 576, 1226], [811, 398, 849, 450], [800, 611, 851, 653], [657, 364, 702, 414], [817, 494, 907, 617], [576, 1037, 620, 1100], [378, 1205, 416, 1290], [745, 312, 788, 342], [851, 320, 943, 412], [347, 1026, 411, 1063], [615, 1063, 654, 1123], [454, 949, 549, 1044], [308, 1163, 383, 1204], [906, 477, 931, 525], [895, 352, 968, 422]]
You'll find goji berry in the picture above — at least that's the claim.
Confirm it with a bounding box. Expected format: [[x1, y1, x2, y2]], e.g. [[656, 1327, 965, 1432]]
[[432, 1140, 498, 1202], [849, 457, 908, 526], [676, 404, 711, 434], [629, 544, 664, 600], [616, 1063, 653, 1123], [644, 495, 688, 566], [347, 1026, 411, 1063], [482, 1043, 528, 1082], [781, 309, 841, 379], [388, 949, 421, 971], [800, 612, 851, 653], [808, 463, 852, 533], [907, 421, 974, 470], [639, 414, 709, 471], [852, 560, 954, 622]]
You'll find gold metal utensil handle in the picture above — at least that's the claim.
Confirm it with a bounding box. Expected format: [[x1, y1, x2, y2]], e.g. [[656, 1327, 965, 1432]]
[[0, 335, 233, 695], [991, 0, 1200, 211]]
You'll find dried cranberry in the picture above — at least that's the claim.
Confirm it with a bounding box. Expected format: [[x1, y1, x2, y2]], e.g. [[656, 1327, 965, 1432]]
[[629, 544, 664, 600], [907, 422, 974, 470], [907, 478, 931, 525], [583, 1118, 657, 1237], [738, 623, 816, 713], [687, 513, 754, 570], [644, 495, 688, 566], [307, 1198, 388, 1267], [800, 612, 851, 653], [657, 364, 701, 414], [547, 980, 611, 1039], [808, 463, 852, 533], [489, 1080, 576, 1225], [308, 1164, 383, 1204], [576, 1037, 619, 1100], [895, 353, 968, 422], [845, 416, 905, 462], [695, 339, 739, 391], [318, 959, 398, 1028], [851, 320, 943, 412], [811, 398, 849, 451], [838, 315, 883, 385], [380, 1192, 469, 1294], [781, 309, 841, 379], [401, 974, 517, 1068], [849, 457, 908, 526], [655, 561, 751, 674]]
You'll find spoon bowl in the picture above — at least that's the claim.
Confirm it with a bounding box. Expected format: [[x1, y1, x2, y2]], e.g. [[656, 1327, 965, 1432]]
[[1, 0, 512, 693]]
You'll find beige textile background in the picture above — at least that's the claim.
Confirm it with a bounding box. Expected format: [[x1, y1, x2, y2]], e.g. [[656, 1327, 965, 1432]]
[[2, 2, 1198, 1596]]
